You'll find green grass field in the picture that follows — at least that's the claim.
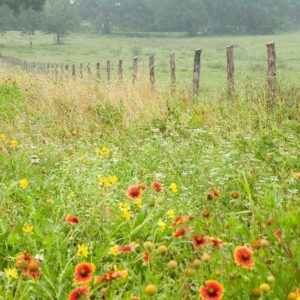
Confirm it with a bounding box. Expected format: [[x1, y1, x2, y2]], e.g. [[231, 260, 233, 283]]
[[0, 31, 300, 300], [1, 31, 300, 92]]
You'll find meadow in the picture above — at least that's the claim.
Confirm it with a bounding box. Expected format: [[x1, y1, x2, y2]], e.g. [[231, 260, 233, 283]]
[[0, 31, 300, 300], [1, 31, 300, 92]]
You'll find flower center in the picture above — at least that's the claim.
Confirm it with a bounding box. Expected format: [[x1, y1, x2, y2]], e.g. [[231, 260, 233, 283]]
[[207, 287, 216, 296]]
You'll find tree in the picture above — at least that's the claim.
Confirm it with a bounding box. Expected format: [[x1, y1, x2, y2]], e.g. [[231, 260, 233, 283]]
[[0, 0, 45, 13], [42, 0, 78, 44]]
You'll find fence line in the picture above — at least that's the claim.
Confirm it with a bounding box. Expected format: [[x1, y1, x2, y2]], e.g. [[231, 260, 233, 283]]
[[0, 42, 278, 98]]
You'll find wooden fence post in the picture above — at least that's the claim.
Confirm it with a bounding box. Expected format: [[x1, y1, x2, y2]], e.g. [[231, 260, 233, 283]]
[[266, 41, 276, 99], [55, 64, 58, 78], [72, 64, 76, 80], [149, 55, 155, 88], [96, 62, 100, 80], [132, 56, 138, 85], [79, 63, 83, 79], [107, 60, 111, 83], [170, 53, 176, 95], [118, 59, 123, 80], [226, 45, 234, 98], [87, 63, 91, 77], [65, 64, 69, 79], [193, 49, 202, 97]]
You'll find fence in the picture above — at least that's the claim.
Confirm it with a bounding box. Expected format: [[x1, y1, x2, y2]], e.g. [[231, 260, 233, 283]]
[[0, 42, 277, 98]]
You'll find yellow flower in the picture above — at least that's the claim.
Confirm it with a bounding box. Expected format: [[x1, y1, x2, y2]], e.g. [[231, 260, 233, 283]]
[[109, 175, 118, 184], [4, 268, 18, 279], [77, 244, 89, 258], [136, 198, 142, 209], [20, 178, 28, 189], [99, 176, 110, 188], [101, 146, 110, 156], [167, 209, 175, 219], [0, 134, 6, 141], [170, 183, 178, 193], [46, 198, 54, 204], [9, 139, 18, 148], [119, 202, 129, 211], [157, 220, 166, 232], [122, 210, 131, 220], [22, 225, 33, 234], [111, 245, 119, 256], [80, 156, 87, 164]]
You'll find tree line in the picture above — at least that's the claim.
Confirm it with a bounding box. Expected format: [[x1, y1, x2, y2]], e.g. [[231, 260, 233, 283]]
[[0, 0, 300, 43]]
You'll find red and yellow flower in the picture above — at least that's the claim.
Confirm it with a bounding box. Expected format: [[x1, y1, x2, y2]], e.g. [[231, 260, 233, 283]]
[[192, 234, 207, 249], [111, 243, 139, 256], [66, 215, 80, 225], [234, 246, 254, 269], [151, 181, 163, 192], [94, 269, 128, 284], [172, 215, 193, 227], [68, 286, 90, 300], [127, 185, 143, 200], [173, 227, 187, 238], [74, 262, 95, 284], [199, 280, 224, 300]]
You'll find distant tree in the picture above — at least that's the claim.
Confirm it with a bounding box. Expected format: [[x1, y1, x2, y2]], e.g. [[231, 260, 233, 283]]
[[42, 0, 78, 44], [0, 0, 46, 13]]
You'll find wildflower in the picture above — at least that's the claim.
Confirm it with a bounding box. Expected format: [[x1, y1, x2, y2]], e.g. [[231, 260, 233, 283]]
[[68, 286, 90, 300], [192, 259, 202, 267], [207, 193, 213, 200], [201, 253, 210, 261], [111, 243, 139, 255], [292, 173, 300, 180], [101, 146, 110, 156], [157, 245, 168, 255], [99, 176, 110, 188], [173, 227, 187, 238], [151, 181, 163, 192], [122, 210, 131, 220], [252, 288, 263, 298], [192, 234, 207, 249], [260, 283, 270, 293], [4, 268, 18, 279], [251, 239, 269, 250], [46, 198, 54, 204], [136, 198, 142, 209], [131, 296, 140, 300], [15, 252, 32, 269], [145, 284, 157, 296], [20, 178, 28, 189], [170, 183, 178, 193], [143, 252, 151, 263], [23, 259, 41, 279], [209, 237, 224, 247], [212, 188, 222, 199], [167, 260, 178, 269], [109, 175, 118, 184], [74, 262, 95, 284], [77, 244, 89, 258], [184, 268, 194, 277], [94, 269, 128, 284], [157, 220, 166, 232], [230, 191, 240, 199], [22, 225, 33, 234], [266, 275, 275, 283], [66, 215, 80, 225], [199, 280, 224, 300], [0, 134, 6, 141], [9, 139, 18, 148], [172, 215, 193, 227], [167, 209, 175, 219], [202, 210, 210, 218], [274, 229, 282, 239], [127, 185, 143, 200], [119, 202, 129, 211], [234, 246, 254, 269]]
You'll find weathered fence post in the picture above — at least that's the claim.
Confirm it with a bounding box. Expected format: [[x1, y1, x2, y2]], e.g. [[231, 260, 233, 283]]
[[266, 42, 276, 99], [79, 63, 83, 79], [118, 59, 123, 80], [107, 60, 111, 83], [170, 52, 176, 95], [87, 63, 91, 77], [72, 64, 76, 80], [149, 55, 155, 89], [226, 45, 234, 98], [96, 62, 100, 80], [55, 64, 58, 78], [65, 64, 69, 79], [193, 49, 202, 97], [132, 56, 138, 85]]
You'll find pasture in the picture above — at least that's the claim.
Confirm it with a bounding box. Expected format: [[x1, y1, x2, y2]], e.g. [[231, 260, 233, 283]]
[[0, 31, 299, 300]]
